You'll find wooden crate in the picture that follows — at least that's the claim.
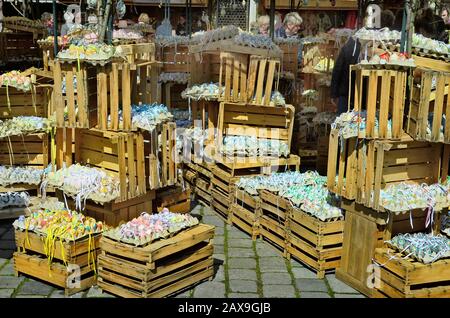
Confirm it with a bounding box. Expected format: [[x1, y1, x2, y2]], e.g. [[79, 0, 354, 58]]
[[349, 65, 408, 139], [356, 136, 450, 210], [0, 32, 41, 62], [210, 156, 299, 221], [96, 62, 134, 131], [119, 43, 159, 108], [216, 102, 295, 154], [336, 199, 433, 297], [0, 81, 52, 120], [14, 230, 100, 295], [326, 130, 359, 200], [74, 129, 147, 202], [53, 60, 98, 129], [219, 53, 280, 106], [189, 51, 221, 86], [62, 190, 154, 227], [146, 122, 178, 190], [287, 207, 344, 279], [162, 82, 188, 109], [259, 189, 290, 255], [157, 44, 190, 73], [327, 131, 450, 208], [98, 224, 214, 298], [185, 161, 213, 206], [0, 132, 49, 168], [154, 186, 191, 214], [229, 188, 260, 239], [373, 248, 450, 298], [407, 68, 450, 143], [191, 100, 219, 143]]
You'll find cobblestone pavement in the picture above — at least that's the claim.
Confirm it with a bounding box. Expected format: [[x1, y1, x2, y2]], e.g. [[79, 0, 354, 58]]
[[0, 204, 364, 298]]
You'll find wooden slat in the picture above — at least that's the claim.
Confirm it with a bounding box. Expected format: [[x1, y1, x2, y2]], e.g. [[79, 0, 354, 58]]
[[255, 58, 267, 104], [122, 63, 131, 130], [378, 71, 391, 138], [418, 72, 433, 139], [66, 68, 75, 126], [127, 134, 136, 197], [110, 63, 120, 130], [366, 71, 378, 137], [77, 68, 87, 128], [263, 60, 276, 105]]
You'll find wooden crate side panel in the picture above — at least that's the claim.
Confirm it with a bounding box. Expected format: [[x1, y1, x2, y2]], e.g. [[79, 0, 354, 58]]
[[0, 133, 48, 167]]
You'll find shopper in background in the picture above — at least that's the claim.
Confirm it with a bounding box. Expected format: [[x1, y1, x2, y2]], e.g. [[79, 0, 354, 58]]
[[176, 15, 186, 36], [330, 10, 395, 114], [275, 12, 303, 38], [257, 15, 270, 36], [442, 7, 450, 24], [415, 8, 448, 42]]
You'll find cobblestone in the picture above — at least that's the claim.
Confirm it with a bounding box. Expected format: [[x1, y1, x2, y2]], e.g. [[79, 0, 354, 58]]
[[262, 284, 296, 298], [295, 279, 328, 292], [258, 257, 287, 272], [334, 293, 366, 298], [0, 289, 15, 298], [300, 292, 331, 298], [16, 279, 54, 296], [261, 272, 292, 285], [0, 262, 15, 276], [228, 239, 253, 248], [228, 248, 256, 258], [229, 280, 258, 293], [291, 267, 317, 279], [227, 257, 256, 269], [228, 293, 259, 298], [228, 269, 258, 281], [193, 282, 226, 298], [0, 276, 24, 289], [326, 274, 359, 294]]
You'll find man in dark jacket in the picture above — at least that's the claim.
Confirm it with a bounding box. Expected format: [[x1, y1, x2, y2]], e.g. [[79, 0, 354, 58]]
[[330, 9, 395, 115], [330, 37, 360, 114]]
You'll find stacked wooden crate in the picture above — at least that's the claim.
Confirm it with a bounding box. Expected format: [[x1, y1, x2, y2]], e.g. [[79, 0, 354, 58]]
[[228, 185, 344, 278], [0, 70, 53, 218], [213, 100, 299, 220], [98, 223, 215, 298], [52, 44, 180, 226], [14, 228, 100, 296], [326, 61, 450, 298]]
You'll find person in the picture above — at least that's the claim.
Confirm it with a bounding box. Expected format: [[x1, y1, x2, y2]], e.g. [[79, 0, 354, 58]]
[[257, 15, 270, 36], [415, 8, 448, 42], [176, 15, 186, 36], [275, 12, 303, 38], [41, 12, 54, 36], [330, 9, 395, 115], [442, 7, 450, 24]]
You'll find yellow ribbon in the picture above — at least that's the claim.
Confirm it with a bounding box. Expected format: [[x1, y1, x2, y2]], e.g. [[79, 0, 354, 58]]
[[6, 83, 11, 111]]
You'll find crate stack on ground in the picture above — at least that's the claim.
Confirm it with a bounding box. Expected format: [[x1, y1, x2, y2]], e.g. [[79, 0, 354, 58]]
[[12, 207, 105, 295], [97, 217, 215, 298], [50, 43, 182, 226], [326, 57, 450, 297], [229, 171, 344, 278], [0, 68, 53, 219]]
